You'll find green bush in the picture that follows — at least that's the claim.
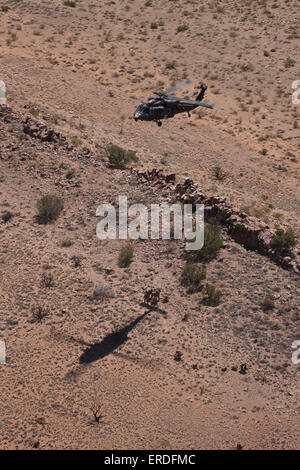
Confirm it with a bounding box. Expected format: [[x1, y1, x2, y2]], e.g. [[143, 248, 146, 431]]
[[119, 243, 134, 267], [36, 195, 63, 224], [271, 227, 297, 253], [69, 135, 82, 147], [177, 24, 188, 33], [195, 224, 223, 260], [66, 169, 75, 179], [285, 57, 295, 68], [106, 144, 138, 169], [202, 283, 221, 306], [181, 263, 206, 292]]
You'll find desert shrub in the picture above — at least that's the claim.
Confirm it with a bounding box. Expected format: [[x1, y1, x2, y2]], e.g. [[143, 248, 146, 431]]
[[1, 210, 13, 223], [66, 169, 75, 179], [70, 135, 82, 147], [31, 306, 49, 323], [118, 243, 134, 267], [195, 224, 223, 260], [213, 166, 227, 181], [181, 263, 206, 292], [93, 283, 115, 300], [40, 272, 54, 288], [240, 63, 254, 72], [285, 57, 295, 68], [91, 403, 103, 423], [143, 288, 161, 306], [271, 227, 297, 253], [106, 144, 138, 169], [262, 293, 275, 311], [202, 283, 221, 306], [182, 312, 190, 322], [165, 61, 176, 70], [63, 1, 76, 7], [177, 24, 188, 33], [272, 212, 283, 221], [36, 195, 63, 224], [174, 351, 183, 362], [61, 239, 72, 247], [150, 22, 158, 29], [71, 255, 81, 267], [29, 107, 39, 118]]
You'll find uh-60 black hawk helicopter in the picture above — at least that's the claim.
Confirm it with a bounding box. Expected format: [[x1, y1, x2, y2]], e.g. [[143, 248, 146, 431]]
[[133, 82, 214, 127]]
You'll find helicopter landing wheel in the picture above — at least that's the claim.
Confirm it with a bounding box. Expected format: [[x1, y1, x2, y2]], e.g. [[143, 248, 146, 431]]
[[157, 121, 162, 127]]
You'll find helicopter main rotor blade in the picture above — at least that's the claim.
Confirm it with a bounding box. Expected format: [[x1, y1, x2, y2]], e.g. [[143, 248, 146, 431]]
[[163, 97, 214, 109], [50, 328, 91, 347], [165, 79, 193, 95], [130, 97, 148, 104]]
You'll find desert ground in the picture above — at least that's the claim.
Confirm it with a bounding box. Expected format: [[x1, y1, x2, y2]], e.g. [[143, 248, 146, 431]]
[[0, 0, 299, 450]]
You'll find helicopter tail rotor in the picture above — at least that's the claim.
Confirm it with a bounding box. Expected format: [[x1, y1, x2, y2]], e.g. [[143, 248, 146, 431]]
[[196, 84, 208, 102]]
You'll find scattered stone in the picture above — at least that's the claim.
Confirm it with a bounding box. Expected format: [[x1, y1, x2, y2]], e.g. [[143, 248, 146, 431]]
[[36, 417, 46, 425], [23, 116, 66, 143]]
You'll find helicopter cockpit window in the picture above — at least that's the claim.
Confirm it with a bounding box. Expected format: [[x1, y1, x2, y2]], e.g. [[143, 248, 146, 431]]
[[138, 104, 150, 114]]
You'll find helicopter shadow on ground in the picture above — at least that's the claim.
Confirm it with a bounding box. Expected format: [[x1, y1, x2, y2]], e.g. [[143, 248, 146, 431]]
[[52, 308, 166, 381], [80, 311, 150, 364], [79, 304, 167, 365], [140, 303, 168, 315]]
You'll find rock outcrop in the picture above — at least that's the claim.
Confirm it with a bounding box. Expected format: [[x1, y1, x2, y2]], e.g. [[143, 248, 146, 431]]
[[132, 168, 299, 274], [23, 116, 66, 143]]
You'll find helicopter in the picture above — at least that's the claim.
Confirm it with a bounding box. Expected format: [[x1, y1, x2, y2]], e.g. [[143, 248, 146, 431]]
[[133, 82, 214, 126]]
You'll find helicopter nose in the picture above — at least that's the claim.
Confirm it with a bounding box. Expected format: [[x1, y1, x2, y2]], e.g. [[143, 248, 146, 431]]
[[134, 112, 140, 120]]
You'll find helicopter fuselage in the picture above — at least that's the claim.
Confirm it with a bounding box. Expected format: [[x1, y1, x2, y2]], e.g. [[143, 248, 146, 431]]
[[133, 85, 213, 126], [134, 98, 199, 124]]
